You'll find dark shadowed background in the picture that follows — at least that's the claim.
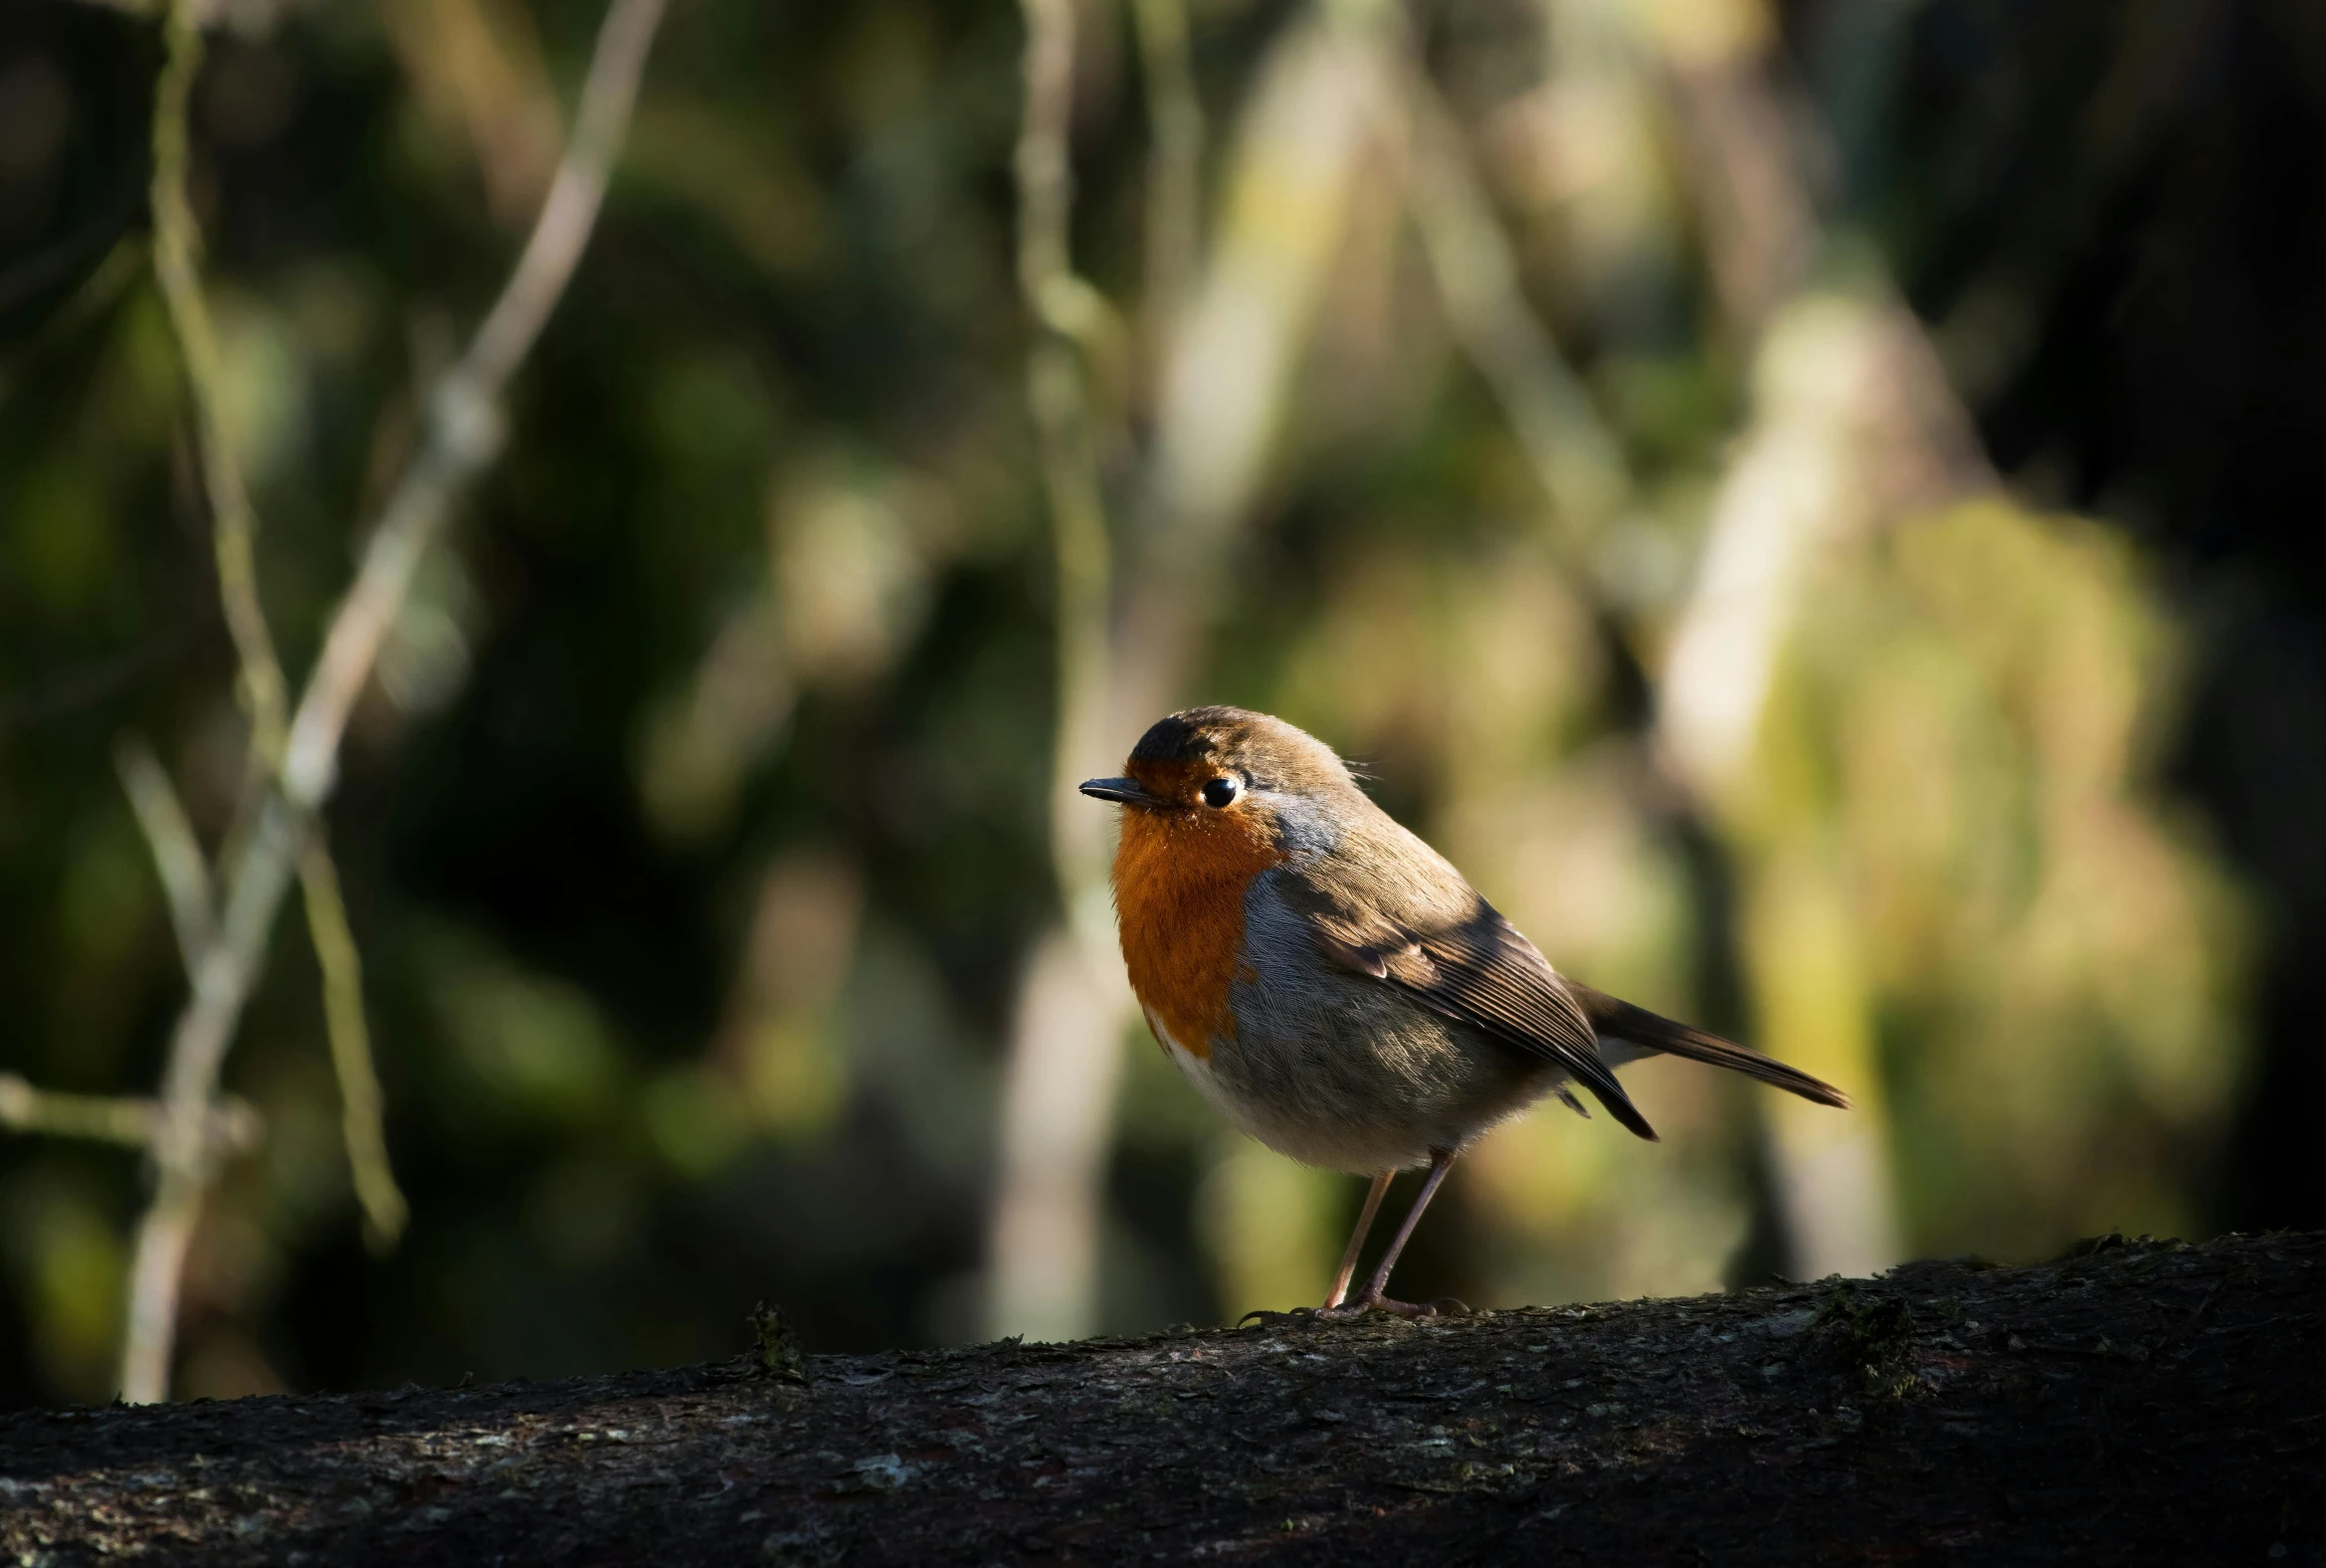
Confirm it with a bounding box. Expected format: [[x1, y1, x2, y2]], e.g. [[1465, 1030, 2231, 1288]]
[[0, 0, 2320, 1407]]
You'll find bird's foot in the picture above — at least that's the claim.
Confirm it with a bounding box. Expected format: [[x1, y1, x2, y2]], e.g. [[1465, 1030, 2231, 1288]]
[[1313, 1293, 1472, 1322], [1238, 1294, 1474, 1328]]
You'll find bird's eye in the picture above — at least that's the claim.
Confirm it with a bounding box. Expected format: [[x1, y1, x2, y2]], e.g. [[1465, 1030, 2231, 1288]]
[[1201, 776, 1241, 809]]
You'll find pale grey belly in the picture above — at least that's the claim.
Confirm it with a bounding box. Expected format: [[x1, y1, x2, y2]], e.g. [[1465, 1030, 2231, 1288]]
[[1198, 881, 1564, 1173]]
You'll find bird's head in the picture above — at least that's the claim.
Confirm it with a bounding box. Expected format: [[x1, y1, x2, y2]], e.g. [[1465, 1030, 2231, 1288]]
[[1078, 706, 1359, 856]]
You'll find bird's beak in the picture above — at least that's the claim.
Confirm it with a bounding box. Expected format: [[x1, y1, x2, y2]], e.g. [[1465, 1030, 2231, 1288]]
[[1078, 776, 1163, 809]]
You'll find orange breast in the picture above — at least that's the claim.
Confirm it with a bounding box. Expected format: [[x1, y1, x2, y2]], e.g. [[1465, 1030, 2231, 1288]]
[[1111, 804, 1281, 1061]]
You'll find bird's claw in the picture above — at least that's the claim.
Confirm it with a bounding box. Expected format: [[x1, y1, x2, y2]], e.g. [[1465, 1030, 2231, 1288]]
[[1240, 1295, 1474, 1327], [1310, 1294, 1473, 1322]]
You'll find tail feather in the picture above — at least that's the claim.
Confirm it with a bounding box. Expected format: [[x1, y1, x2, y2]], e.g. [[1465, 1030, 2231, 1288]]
[[1572, 985, 1851, 1110]]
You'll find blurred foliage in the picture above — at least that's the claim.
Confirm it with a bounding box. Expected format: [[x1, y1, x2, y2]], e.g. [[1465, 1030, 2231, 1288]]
[[1753, 497, 2247, 1257], [0, 0, 2317, 1406]]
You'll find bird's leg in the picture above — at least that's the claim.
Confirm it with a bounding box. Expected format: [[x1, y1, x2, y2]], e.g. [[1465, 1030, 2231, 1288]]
[[1317, 1148, 1468, 1320], [1321, 1171, 1394, 1310], [1239, 1172, 1394, 1328]]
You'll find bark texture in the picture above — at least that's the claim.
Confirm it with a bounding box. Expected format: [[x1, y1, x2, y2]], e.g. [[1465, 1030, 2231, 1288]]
[[1, 1232, 2319, 1565]]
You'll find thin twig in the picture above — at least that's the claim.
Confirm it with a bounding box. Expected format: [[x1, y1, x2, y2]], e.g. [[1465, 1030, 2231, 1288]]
[[114, 736, 215, 978], [1015, 0, 1116, 908], [1391, 60, 1631, 550], [0, 233, 148, 415], [0, 1077, 152, 1147], [991, 5, 1382, 1341], [142, 0, 413, 1274], [460, 0, 668, 394], [1129, 0, 1204, 346], [281, 0, 667, 812], [988, 0, 1132, 1345], [0, 1076, 258, 1153], [151, 0, 290, 767], [139, 0, 410, 1392], [297, 833, 407, 1254], [115, 0, 668, 1404]]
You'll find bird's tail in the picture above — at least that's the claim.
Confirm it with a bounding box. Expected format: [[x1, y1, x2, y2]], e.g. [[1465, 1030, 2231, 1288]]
[[1571, 985, 1851, 1110]]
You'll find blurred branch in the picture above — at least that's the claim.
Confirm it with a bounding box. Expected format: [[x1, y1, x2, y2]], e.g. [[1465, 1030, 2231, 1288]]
[[107, 0, 668, 1405], [995, 0, 1130, 1344], [0, 1079, 154, 1148], [152, 0, 290, 767], [298, 834, 407, 1254], [1656, 54, 1818, 340], [1130, 0, 1204, 345], [1649, 20, 1990, 798], [280, 0, 665, 824], [0, 221, 146, 401], [149, 7, 391, 1262], [1114, 14, 1388, 712], [992, 9, 1387, 1340], [1640, 10, 1988, 1282], [114, 736, 215, 978], [381, 0, 565, 230], [1015, 0, 1129, 406], [458, 0, 665, 396], [1015, 0, 1116, 908], [107, 0, 293, 1407], [0, 234, 147, 414], [1391, 58, 1632, 554], [0, 1076, 260, 1155]]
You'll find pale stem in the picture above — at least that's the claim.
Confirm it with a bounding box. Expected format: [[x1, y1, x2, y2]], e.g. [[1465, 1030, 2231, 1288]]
[[0, 1077, 257, 1152], [297, 834, 408, 1253], [1391, 57, 1630, 549], [150, 0, 290, 767], [1130, 0, 1205, 344], [989, 0, 1132, 1344], [114, 735, 215, 978], [113, 0, 668, 1404]]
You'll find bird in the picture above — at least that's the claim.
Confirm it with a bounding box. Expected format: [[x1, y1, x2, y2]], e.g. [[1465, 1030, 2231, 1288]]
[[1080, 705, 1849, 1321]]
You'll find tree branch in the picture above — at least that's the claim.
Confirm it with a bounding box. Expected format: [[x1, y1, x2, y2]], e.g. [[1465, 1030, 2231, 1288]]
[[991, 0, 1130, 1345], [110, 0, 668, 1404], [151, 0, 290, 766], [1391, 59, 1631, 552], [277, 0, 666, 816], [1645, 18, 1989, 1281], [113, 735, 214, 980], [1, 1233, 2313, 1563], [1013, 0, 1115, 908], [0, 1076, 258, 1153], [296, 833, 407, 1255], [0, 233, 148, 417], [1129, 0, 1204, 346], [991, 6, 1391, 1342]]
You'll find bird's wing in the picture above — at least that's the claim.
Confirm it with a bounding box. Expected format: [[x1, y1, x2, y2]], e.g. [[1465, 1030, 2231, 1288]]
[[1274, 824, 1657, 1140], [1309, 905, 1658, 1141]]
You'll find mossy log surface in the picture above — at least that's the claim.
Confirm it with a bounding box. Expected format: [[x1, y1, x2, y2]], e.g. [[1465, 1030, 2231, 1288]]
[[1, 1232, 2319, 1565]]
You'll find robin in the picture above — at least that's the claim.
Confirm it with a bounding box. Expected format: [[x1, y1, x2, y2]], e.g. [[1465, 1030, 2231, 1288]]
[[1080, 705, 1848, 1320]]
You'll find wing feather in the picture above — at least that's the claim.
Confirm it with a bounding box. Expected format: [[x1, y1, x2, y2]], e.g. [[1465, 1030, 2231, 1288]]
[[1571, 984, 1850, 1108], [1304, 898, 1659, 1141], [1264, 807, 1845, 1141]]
